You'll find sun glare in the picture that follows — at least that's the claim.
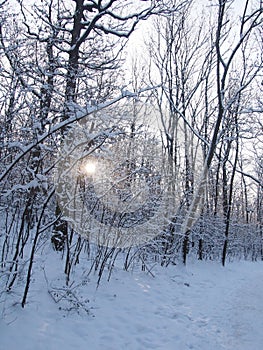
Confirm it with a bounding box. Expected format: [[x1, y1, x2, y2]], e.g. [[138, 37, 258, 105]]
[[83, 161, 96, 175]]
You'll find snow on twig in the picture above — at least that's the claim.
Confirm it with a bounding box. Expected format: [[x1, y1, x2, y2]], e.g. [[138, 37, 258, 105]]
[[0, 85, 161, 183]]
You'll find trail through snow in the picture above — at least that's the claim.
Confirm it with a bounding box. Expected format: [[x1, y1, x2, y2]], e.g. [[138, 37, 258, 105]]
[[0, 259, 262, 350]]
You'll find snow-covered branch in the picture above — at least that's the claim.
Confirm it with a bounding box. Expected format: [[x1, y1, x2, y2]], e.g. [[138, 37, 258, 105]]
[[0, 85, 160, 183]]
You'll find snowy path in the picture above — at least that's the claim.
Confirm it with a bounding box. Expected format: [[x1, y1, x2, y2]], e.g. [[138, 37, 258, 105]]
[[229, 268, 263, 350], [0, 260, 263, 350]]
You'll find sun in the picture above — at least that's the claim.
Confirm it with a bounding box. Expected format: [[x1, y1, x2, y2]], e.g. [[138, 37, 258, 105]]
[[83, 160, 96, 175]]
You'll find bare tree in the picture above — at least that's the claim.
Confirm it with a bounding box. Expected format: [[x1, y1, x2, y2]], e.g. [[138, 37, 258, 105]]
[[181, 0, 263, 264], [0, 0, 174, 307]]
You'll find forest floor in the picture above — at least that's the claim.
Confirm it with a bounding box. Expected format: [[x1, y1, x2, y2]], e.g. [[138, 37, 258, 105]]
[[0, 250, 263, 350]]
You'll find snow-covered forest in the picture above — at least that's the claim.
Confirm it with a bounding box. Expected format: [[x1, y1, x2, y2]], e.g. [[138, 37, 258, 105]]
[[0, 0, 263, 349]]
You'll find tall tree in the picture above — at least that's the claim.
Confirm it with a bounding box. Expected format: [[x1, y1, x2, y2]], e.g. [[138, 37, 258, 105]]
[[0, 0, 174, 306], [181, 0, 263, 264]]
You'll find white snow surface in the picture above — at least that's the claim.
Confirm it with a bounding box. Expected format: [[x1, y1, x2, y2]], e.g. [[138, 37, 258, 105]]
[[1, 256, 263, 350]]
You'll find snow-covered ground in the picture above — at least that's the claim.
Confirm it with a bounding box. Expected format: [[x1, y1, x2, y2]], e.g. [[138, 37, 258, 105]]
[[1, 257, 262, 350]]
